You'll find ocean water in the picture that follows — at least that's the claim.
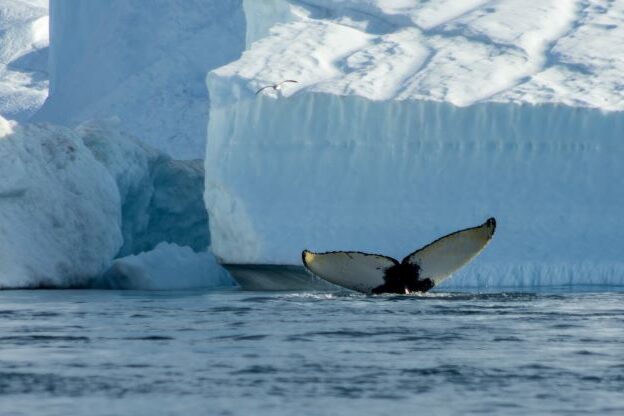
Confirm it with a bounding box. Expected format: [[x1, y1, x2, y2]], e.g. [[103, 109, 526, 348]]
[[1, 288, 623, 415]]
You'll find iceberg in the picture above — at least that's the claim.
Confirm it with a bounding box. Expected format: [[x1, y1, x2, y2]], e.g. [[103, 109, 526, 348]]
[[205, 0, 624, 288], [34, 0, 246, 159], [2, 0, 622, 290], [0, 116, 122, 288], [78, 120, 210, 256], [0, 116, 212, 289], [0, 0, 49, 121], [100, 242, 235, 290]]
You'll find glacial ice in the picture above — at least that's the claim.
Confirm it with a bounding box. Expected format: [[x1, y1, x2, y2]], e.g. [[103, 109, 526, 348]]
[[219, 0, 624, 108], [0, 116, 213, 288], [100, 242, 235, 290], [33, 0, 245, 159], [0, 116, 122, 288], [0, 0, 49, 121], [205, 0, 624, 287], [2, 0, 622, 290], [78, 120, 210, 256]]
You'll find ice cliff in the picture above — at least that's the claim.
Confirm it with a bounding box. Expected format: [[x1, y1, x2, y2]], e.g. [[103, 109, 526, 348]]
[[0, 116, 217, 289], [2, 0, 622, 289], [0, 116, 120, 288], [34, 0, 245, 159], [101, 242, 235, 290], [78, 120, 209, 256], [205, 0, 624, 287], [0, 0, 243, 289]]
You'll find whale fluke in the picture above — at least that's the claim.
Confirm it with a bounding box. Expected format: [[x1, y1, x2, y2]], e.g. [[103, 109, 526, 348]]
[[302, 218, 496, 294]]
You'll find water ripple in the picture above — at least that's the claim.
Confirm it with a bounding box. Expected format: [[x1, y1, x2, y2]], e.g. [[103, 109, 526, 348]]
[[0, 290, 622, 415]]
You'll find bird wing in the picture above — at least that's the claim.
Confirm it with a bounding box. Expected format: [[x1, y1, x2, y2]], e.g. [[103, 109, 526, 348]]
[[278, 79, 298, 86], [255, 85, 273, 95], [302, 250, 398, 293], [401, 218, 496, 286]]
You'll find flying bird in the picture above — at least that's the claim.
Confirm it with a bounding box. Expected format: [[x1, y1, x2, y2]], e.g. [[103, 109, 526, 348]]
[[255, 80, 298, 95]]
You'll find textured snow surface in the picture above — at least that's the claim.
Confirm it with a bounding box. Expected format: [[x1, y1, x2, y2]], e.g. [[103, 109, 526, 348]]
[[206, 0, 624, 287], [34, 0, 245, 159], [101, 243, 235, 290], [0, 0, 48, 121], [0, 116, 121, 288], [221, 0, 624, 110]]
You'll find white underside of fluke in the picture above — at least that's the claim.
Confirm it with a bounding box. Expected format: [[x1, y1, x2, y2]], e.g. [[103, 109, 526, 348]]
[[302, 218, 496, 294]]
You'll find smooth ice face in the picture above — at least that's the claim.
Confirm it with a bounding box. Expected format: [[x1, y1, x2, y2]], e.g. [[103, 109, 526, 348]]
[[100, 242, 235, 290], [205, 0, 624, 287], [34, 0, 245, 159]]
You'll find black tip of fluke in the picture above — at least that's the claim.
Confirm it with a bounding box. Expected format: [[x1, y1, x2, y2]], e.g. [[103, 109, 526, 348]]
[[486, 217, 496, 232]]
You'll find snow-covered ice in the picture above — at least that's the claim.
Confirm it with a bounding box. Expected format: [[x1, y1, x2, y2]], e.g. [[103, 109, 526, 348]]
[[0, 0, 49, 121], [0, 115, 122, 288], [221, 0, 624, 109], [34, 0, 245, 159], [100, 242, 235, 290], [0, 116, 212, 289], [205, 0, 624, 287], [1, 0, 623, 289]]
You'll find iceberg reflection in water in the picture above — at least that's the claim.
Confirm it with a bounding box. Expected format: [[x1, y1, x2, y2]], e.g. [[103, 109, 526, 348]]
[[223, 264, 336, 291]]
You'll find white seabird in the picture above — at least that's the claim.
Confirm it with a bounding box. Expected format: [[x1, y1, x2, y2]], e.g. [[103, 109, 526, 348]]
[[255, 80, 298, 95]]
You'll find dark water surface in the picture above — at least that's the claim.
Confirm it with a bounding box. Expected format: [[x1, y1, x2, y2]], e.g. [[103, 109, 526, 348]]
[[1, 289, 623, 415]]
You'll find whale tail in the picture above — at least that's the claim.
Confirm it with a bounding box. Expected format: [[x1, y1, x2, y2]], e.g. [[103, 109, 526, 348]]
[[302, 218, 496, 294]]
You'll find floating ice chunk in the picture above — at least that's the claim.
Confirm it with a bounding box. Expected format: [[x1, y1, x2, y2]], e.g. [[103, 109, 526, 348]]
[[101, 243, 236, 290], [0, 117, 122, 288], [35, 0, 245, 159]]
